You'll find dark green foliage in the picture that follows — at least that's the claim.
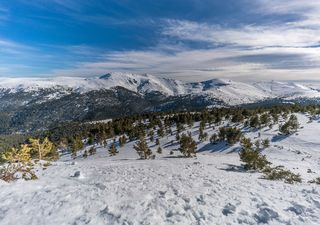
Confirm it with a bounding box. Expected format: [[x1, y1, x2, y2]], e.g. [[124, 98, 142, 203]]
[[88, 146, 96, 155], [179, 133, 197, 158], [157, 147, 162, 154], [240, 137, 301, 184], [175, 133, 180, 141], [239, 148, 271, 170], [0, 103, 314, 162], [231, 112, 244, 123], [262, 166, 302, 184], [309, 177, 320, 184], [0, 134, 31, 153], [87, 136, 94, 145], [218, 127, 242, 145], [262, 138, 270, 149], [134, 136, 152, 159], [260, 113, 271, 127], [157, 127, 165, 138], [109, 143, 118, 156], [83, 150, 88, 158], [148, 130, 154, 142], [249, 115, 260, 128], [254, 140, 261, 151], [240, 137, 253, 149], [70, 137, 84, 159], [119, 135, 127, 147], [210, 133, 218, 144], [279, 115, 299, 135], [0, 112, 10, 133]]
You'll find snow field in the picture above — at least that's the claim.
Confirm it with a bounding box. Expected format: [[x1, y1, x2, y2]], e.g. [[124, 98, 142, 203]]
[[0, 113, 320, 225]]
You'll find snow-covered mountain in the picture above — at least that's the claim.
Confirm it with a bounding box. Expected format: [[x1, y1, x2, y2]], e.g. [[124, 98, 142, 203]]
[[1, 72, 320, 133], [2, 73, 320, 104]]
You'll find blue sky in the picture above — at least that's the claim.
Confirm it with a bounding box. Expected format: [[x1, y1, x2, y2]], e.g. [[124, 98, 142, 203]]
[[0, 0, 320, 81]]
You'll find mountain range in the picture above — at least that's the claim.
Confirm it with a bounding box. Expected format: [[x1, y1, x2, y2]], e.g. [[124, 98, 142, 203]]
[[1, 72, 320, 133]]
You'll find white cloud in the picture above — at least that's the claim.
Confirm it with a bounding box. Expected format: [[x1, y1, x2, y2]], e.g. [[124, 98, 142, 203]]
[[43, 44, 320, 81], [2, 0, 320, 81], [163, 19, 320, 48]]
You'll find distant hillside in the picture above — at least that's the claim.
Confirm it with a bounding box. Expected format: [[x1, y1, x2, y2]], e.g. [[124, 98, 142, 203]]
[[1, 73, 320, 133]]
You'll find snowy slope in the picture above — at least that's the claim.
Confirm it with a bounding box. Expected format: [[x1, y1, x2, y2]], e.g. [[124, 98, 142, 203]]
[[253, 81, 320, 99], [186, 79, 272, 105], [0, 73, 185, 96], [0, 113, 319, 225]]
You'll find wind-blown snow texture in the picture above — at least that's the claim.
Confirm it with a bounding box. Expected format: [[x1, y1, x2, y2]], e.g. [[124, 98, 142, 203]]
[[0, 114, 319, 225], [2, 73, 320, 105]]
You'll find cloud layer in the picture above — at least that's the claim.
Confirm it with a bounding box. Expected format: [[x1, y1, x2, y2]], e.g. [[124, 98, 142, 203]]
[[0, 0, 319, 81]]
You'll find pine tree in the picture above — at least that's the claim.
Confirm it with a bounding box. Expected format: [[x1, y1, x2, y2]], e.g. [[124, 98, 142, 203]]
[[88, 146, 96, 155], [179, 133, 197, 158], [103, 139, 108, 148], [262, 139, 270, 149], [240, 137, 253, 149], [87, 136, 94, 145], [260, 113, 271, 127], [157, 146, 162, 154], [279, 115, 299, 135], [119, 135, 127, 147], [210, 133, 218, 144], [69, 137, 83, 160], [134, 136, 152, 159], [109, 143, 118, 156], [155, 138, 160, 146], [157, 127, 165, 138], [148, 130, 154, 142], [250, 115, 260, 129], [239, 147, 271, 171], [198, 124, 208, 141], [83, 150, 88, 158], [254, 140, 261, 151], [176, 133, 180, 141]]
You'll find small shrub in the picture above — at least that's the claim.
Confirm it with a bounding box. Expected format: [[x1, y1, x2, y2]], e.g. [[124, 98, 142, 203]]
[[262, 166, 302, 184], [279, 115, 299, 135], [308, 177, 320, 185], [109, 143, 118, 156], [88, 146, 96, 155], [0, 163, 38, 182], [210, 133, 218, 144], [239, 148, 271, 171], [262, 139, 270, 149], [83, 150, 88, 158]]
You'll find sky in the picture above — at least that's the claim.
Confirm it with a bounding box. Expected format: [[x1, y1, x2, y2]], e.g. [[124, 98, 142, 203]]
[[0, 0, 319, 81]]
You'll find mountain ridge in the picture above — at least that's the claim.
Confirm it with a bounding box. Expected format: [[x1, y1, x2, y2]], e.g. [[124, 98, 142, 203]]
[[1, 73, 320, 133]]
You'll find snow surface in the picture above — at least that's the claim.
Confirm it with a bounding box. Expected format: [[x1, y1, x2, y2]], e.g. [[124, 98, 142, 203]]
[[0, 113, 320, 225], [2, 73, 320, 105]]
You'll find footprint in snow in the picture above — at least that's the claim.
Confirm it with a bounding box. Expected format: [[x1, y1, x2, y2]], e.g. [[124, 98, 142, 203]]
[[71, 171, 85, 179], [222, 203, 236, 216]]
